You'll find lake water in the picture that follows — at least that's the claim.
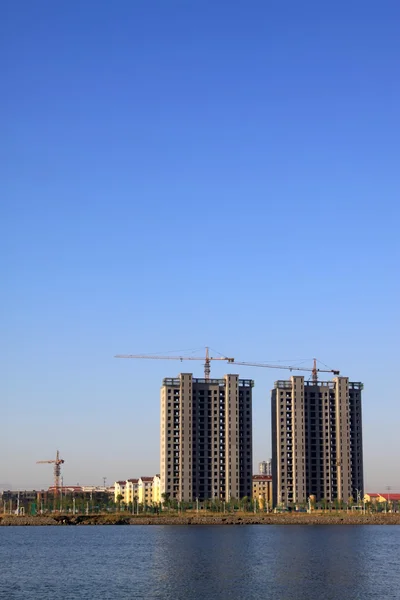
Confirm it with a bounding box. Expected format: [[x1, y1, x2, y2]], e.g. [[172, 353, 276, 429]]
[[1, 525, 399, 599]]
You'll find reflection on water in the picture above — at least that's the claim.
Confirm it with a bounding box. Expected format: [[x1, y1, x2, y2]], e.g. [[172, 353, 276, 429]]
[[1, 525, 399, 599]]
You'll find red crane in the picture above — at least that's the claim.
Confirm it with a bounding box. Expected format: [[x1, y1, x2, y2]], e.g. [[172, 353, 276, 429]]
[[37, 450, 65, 496]]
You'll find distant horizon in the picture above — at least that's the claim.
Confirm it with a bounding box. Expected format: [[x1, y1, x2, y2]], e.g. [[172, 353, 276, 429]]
[[3, 360, 398, 492], [3, 362, 399, 493]]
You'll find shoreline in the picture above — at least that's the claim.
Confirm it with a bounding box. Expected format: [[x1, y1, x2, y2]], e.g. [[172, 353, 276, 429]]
[[1, 512, 399, 526]]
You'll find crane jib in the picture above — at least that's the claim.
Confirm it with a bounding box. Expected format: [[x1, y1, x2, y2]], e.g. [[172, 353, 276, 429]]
[[115, 352, 339, 378]]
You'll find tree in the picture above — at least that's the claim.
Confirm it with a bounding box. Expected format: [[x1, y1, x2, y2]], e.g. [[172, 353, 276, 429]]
[[116, 494, 123, 511], [320, 498, 328, 511], [212, 499, 222, 513], [161, 492, 171, 509]]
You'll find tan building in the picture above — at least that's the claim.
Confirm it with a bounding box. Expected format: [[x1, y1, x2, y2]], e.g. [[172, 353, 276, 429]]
[[272, 376, 363, 506], [160, 373, 254, 502], [252, 475, 273, 508], [138, 477, 153, 505]]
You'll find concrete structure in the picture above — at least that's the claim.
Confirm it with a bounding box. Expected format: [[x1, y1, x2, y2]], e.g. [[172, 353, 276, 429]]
[[138, 477, 153, 505], [271, 376, 363, 506], [160, 373, 254, 502], [259, 460, 272, 476], [48, 486, 82, 495], [125, 479, 139, 505], [81, 486, 109, 494], [252, 475, 273, 509], [1, 490, 38, 503]]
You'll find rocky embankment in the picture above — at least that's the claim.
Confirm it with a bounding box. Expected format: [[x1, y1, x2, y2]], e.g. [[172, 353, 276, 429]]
[[1, 513, 399, 526]]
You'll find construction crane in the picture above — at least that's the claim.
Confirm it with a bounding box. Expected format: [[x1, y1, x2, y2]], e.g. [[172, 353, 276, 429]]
[[232, 358, 340, 381], [115, 348, 339, 380], [115, 347, 234, 380], [36, 450, 65, 496]]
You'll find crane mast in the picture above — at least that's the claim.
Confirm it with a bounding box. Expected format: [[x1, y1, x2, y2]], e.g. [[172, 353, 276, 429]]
[[115, 347, 234, 380], [36, 450, 65, 496]]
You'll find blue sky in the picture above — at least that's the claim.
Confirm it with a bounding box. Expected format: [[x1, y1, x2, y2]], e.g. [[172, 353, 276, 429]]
[[2, 1, 399, 492]]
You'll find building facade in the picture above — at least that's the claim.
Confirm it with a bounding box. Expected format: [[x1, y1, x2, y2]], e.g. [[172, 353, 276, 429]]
[[364, 493, 400, 508], [114, 481, 126, 503], [125, 479, 139, 505], [152, 475, 161, 504], [252, 475, 273, 509], [160, 373, 254, 502], [271, 376, 363, 506], [138, 477, 153, 505], [259, 460, 272, 476]]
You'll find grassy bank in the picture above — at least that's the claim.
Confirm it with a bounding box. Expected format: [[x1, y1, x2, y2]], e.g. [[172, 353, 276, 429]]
[[1, 512, 400, 526]]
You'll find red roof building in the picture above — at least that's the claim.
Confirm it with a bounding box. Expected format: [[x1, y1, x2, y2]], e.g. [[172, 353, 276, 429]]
[[365, 492, 400, 502]]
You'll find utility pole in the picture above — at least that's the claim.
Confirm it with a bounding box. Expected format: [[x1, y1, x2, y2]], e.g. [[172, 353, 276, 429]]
[[386, 486, 392, 512]]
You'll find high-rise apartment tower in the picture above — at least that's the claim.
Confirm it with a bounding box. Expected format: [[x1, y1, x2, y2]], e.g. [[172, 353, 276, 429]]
[[160, 373, 254, 502], [271, 376, 363, 506], [259, 460, 272, 476]]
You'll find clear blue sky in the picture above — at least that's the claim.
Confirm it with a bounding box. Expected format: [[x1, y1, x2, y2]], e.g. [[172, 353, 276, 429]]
[[2, 1, 399, 492]]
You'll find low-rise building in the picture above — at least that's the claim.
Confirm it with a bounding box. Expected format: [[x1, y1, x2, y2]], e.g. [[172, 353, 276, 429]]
[[125, 479, 139, 505], [48, 486, 83, 495], [152, 475, 161, 504], [252, 475, 273, 509], [364, 493, 400, 508], [114, 481, 126, 503], [138, 477, 153, 506], [81, 486, 108, 493], [1, 490, 38, 503]]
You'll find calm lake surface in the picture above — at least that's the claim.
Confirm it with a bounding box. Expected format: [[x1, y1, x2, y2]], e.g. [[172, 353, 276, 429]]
[[1, 525, 399, 599]]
